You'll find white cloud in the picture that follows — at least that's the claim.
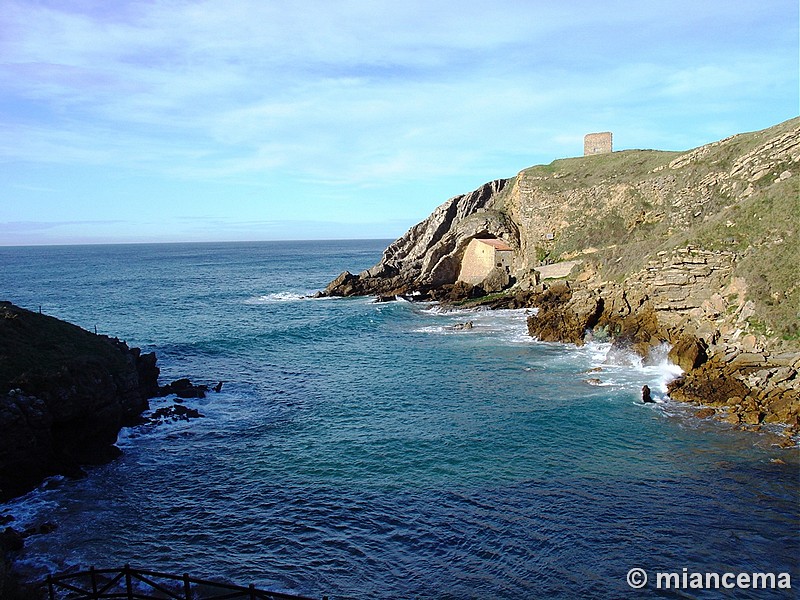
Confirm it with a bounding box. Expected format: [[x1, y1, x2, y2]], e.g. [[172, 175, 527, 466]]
[[1, 0, 797, 243]]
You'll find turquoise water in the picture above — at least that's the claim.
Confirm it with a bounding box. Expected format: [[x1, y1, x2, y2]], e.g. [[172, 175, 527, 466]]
[[0, 241, 797, 599]]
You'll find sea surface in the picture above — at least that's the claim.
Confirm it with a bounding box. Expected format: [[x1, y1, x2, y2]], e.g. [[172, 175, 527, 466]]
[[0, 240, 797, 599]]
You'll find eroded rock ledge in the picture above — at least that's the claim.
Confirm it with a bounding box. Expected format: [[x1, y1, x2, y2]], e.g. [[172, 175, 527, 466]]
[[518, 278, 799, 439]]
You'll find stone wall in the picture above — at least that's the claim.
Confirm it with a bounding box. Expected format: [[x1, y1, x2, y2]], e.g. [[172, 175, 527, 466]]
[[584, 132, 613, 155], [458, 238, 512, 285]]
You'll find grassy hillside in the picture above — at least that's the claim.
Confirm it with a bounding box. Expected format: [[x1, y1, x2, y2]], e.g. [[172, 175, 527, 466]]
[[0, 302, 129, 392], [509, 117, 799, 343]]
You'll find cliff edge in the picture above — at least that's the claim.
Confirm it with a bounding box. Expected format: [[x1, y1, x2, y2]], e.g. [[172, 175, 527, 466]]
[[322, 117, 800, 434], [0, 301, 160, 501]]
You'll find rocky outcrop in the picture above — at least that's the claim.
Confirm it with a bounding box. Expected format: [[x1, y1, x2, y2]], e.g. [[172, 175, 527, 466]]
[[522, 277, 799, 436], [0, 302, 160, 501], [319, 117, 800, 431], [525, 282, 604, 346], [668, 349, 800, 435], [158, 378, 209, 399], [320, 179, 518, 297]]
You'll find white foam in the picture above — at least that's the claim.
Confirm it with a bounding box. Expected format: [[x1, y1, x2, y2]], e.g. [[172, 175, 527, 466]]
[[573, 340, 683, 402], [244, 291, 309, 303], [0, 480, 64, 532]]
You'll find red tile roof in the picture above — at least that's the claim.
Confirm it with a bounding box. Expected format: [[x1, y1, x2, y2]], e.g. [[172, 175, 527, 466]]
[[475, 238, 512, 251]]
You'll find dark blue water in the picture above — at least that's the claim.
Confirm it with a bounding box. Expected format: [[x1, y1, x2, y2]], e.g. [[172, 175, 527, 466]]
[[0, 241, 797, 599]]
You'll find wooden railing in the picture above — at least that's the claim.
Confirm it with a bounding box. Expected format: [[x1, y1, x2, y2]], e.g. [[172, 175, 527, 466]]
[[45, 564, 326, 600]]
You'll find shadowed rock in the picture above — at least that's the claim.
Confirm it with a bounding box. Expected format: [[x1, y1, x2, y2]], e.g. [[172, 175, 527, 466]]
[[0, 302, 160, 501]]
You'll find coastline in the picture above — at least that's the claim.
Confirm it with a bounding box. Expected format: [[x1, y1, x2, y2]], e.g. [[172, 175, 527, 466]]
[[318, 118, 800, 437], [1, 263, 797, 598]]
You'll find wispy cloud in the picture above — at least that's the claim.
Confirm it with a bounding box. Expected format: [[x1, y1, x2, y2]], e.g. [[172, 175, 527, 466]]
[[0, 0, 796, 244]]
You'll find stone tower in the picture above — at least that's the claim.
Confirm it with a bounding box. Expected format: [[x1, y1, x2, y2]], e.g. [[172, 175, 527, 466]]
[[584, 132, 613, 155]]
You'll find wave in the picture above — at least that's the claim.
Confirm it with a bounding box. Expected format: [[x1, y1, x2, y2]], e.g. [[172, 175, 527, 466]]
[[571, 341, 682, 403], [244, 291, 310, 303], [413, 304, 684, 401]]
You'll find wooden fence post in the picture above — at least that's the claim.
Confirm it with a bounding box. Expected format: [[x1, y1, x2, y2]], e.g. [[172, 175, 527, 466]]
[[183, 573, 192, 600], [124, 564, 133, 600], [90, 566, 98, 600], [46, 574, 54, 600]]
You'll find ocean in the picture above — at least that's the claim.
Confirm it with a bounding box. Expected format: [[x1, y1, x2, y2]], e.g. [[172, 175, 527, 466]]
[[0, 240, 797, 599]]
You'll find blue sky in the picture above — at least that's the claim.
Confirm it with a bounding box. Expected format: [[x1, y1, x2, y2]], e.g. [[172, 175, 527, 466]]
[[1, 0, 797, 246]]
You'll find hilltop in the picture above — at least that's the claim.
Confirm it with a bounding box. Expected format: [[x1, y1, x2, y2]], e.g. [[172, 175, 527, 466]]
[[322, 117, 800, 433]]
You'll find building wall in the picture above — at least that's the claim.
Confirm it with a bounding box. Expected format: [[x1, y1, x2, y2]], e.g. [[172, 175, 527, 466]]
[[458, 239, 512, 284], [584, 132, 613, 155]]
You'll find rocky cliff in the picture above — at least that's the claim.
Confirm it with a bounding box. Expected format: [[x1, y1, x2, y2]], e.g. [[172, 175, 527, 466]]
[[322, 117, 800, 434], [0, 301, 160, 501]]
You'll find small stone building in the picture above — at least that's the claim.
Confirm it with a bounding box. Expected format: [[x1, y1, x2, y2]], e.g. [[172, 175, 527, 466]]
[[584, 132, 613, 155], [458, 237, 513, 285]]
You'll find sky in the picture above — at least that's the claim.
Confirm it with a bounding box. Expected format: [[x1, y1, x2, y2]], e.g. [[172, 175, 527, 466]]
[[1, 0, 798, 246]]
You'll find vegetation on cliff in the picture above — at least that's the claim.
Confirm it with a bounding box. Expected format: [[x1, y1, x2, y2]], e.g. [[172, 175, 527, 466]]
[[322, 118, 800, 431], [524, 118, 799, 343]]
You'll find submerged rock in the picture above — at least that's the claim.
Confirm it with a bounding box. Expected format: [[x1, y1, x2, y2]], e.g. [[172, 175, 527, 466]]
[[148, 403, 204, 423], [159, 378, 208, 399]]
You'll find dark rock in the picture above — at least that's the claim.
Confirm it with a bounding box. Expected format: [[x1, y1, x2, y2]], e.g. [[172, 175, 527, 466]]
[[605, 305, 666, 360], [22, 522, 57, 537], [213, 381, 224, 393], [642, 385, 654, 403], [0, 302, 160, 502], [429, 281, 481, 303], [0, 528, 24, 552], [72, 444, 123, 466], [149, 404, 204, 423], [526, 283, 604, 346], [135, 351, 160, 400], [695, 408, 716, 419], [480, 266, 511, 293], [322, 271, 371, 297], [668, 357, 750, 406], [159, 378, 208, 399]]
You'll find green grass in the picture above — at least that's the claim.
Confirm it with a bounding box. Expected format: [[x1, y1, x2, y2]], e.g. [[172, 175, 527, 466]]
[[520, 149, 679, 193], [504, 117, 800, 344], [0, 302, 129, 392]]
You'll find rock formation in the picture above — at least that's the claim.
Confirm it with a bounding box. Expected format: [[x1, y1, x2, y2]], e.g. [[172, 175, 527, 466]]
[[320, 179, 518, 297], [321, 117, 800, 433], [0, 302, 160, 501]]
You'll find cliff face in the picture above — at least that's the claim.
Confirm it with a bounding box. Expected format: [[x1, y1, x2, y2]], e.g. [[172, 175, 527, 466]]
[[322, 118, 800, 432], [0, 302, 159, 501], [322, 179, 518, 296], [326, 118, 798, 313]]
